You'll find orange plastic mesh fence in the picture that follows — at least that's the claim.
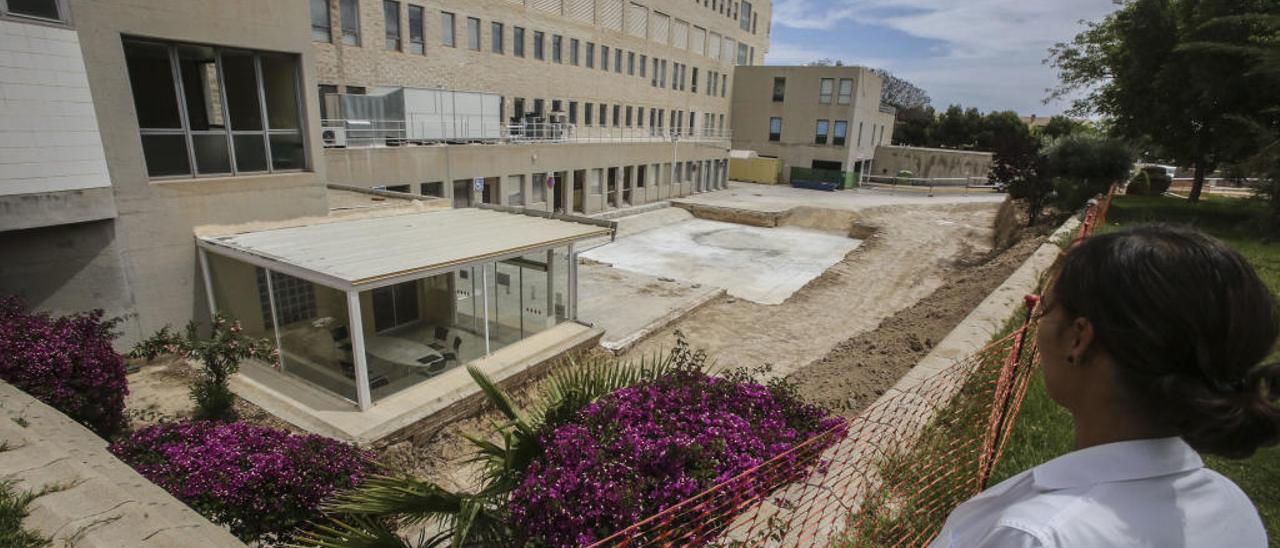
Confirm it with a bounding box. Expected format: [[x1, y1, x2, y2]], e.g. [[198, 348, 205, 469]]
[[590, 191, 1115, 548]]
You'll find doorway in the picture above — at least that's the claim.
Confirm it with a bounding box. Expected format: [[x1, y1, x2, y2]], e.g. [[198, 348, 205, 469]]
[[622, 166, 633, 206], [552, 171, 566, 213], [573, 169, 586, 213], [452, 179, 473, 208]]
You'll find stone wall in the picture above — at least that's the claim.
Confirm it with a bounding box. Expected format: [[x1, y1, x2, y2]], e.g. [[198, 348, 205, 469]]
[[0, 382, 244, 547]]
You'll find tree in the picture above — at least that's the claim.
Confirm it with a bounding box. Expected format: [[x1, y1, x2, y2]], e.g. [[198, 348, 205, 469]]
[[1183, 13, 1280, 227], [869, 68, 932, 110], [1049, 0, 1279, 203], [893, 105, 937, 147], [933, 105, 981, 149], [1040, 115, 1087, 139], [805, 58, 845, 67], [1045, 134, 1136, 210]]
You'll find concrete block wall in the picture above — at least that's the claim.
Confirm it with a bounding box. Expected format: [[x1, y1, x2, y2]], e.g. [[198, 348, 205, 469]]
[[0, 382, 245, 547]]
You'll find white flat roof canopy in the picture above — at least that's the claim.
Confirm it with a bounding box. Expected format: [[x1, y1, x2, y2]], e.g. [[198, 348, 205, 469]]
[[198, 208, 612, 290]]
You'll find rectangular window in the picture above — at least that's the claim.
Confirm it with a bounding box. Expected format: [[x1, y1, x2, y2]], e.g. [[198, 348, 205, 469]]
[[552, 34, 562, 63], [692, 67, 698, 93], [602, 45, 609, 71], [736, 42, 748, 65], [815, 119, 830, 145], [613, 104, 620, 127], [628, 51, 635, 75], [833, 120, 848, 146], [513, 97, 525, 121], [721, 74, 727, 97], [660, 59, 667, 88], [598, 103, 606, 127], [586, 42, 595, 68], [420, 181, 444, 197], [769, 117, 781, 141], [311, 0, 332, 42], [626, 106, 633, 127], [614, 49, 623, 74], [340, 0, 361, 45], [318, 84, 338, 120], [384, 1, 401, 51], [772, 77, 785, 102], [409, 5, 425, 54], [838, 79, 853, 105], [740, 0, 752, 31], [584, 102, 594, 125], [637, 107, 645, 127], [651, 57, 659, 86], [570, 38, 580, 65], [441, 12, 455, 47], [569, 101, 578, 124], [533, 31, 545, 60], [513, 27, 525, 57], [533, 98, 544, 116], [491, 21, 504, 54], [124, 39, 305, 178], [857, 122, 864, 147], [819, 78, 834, 104], [466, 17, 481, 51], [639, 54, 647, 77]]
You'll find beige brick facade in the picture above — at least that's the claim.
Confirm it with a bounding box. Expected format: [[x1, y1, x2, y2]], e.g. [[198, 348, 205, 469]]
[[731, 65, 896, 184], [311, 0, 771, 213]]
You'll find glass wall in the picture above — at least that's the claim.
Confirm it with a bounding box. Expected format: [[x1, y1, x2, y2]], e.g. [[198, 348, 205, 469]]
[[206, 244, 578, 406], [205, 253, 358, 402], [359, 249, 573, 402]]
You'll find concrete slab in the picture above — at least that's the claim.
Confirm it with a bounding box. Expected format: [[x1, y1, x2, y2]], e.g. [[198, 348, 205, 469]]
[[577, 262, 724, 353], [677, 181, 1005, 214], [581, 219, 862, 305]]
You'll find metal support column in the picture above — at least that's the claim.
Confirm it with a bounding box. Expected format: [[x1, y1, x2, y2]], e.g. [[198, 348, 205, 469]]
[[346, 291, 373, 411]]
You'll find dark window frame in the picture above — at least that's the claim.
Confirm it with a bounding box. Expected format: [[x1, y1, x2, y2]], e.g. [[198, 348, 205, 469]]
[[124, 38, 307, 180]]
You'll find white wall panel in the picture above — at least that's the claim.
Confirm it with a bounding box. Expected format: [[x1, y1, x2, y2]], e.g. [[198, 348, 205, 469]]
[[0, 20, 109, 196], [672, 19, 688, 49], [626, 3, 647, 38], [599, 0, 623, 31]]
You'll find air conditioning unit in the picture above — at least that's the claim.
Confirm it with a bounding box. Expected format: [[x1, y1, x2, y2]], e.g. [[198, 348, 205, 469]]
[[321, 127, 347, 147]]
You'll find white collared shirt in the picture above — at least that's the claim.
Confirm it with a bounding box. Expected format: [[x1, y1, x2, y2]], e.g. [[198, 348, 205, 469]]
[[931, 437, 1266, 547]]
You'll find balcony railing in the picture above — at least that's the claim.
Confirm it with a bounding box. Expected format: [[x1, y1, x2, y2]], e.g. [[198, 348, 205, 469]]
[[321, 119, 733, 148]]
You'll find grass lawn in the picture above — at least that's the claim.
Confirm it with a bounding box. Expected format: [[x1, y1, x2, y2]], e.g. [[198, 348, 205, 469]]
[[992, 194, 1280, 545]]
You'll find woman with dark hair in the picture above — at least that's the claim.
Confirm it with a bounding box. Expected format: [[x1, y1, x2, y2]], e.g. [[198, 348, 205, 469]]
[[933, 225, 1279, 547]]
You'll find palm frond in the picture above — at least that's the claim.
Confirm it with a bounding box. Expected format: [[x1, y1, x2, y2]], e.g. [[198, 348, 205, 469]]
[[323, 474, 464, 523], [289, 517, 416, 548], [466, 365, 534, 435]]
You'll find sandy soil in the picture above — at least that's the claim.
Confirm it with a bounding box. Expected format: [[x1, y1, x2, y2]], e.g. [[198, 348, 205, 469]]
[[617, 202, 1003, 379], [788, 227, 1050, 416], [124, 356, 301, 434]]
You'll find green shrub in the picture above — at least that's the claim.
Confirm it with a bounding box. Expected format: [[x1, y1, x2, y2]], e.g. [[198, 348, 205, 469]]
[[1143, 167, 1172, 195], [1126, 170, 1151, 195]]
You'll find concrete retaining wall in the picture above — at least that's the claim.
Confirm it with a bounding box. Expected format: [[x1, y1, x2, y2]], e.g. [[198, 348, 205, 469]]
[[873, 145, 993, 179], [0, 382, 244, 547]]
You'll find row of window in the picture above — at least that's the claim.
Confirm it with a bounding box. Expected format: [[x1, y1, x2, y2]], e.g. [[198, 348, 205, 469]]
[[311, 0, 757, 65], [695, 0, 757, 35], [512, 97, 725, 132], [768, 118, 889, 148], [386, 159, 726, 207], [771, 77, 858, 105]]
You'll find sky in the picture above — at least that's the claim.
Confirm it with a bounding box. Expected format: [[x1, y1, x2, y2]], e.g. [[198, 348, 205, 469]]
[[764, 0, 1122, 116]]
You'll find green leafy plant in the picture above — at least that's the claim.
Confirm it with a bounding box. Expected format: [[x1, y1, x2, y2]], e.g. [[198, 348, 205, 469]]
[[127, 322, 198, 362], [183, 313, 276, 421], [0, 480, 48, 548]]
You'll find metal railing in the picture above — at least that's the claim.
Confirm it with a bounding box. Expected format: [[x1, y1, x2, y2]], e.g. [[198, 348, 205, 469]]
[[321, 119, 733, 148]]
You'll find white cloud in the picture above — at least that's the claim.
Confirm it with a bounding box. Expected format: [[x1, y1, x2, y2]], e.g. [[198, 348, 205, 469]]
[[764, 41, 893, 70], [769, 0, 1120, 114]]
